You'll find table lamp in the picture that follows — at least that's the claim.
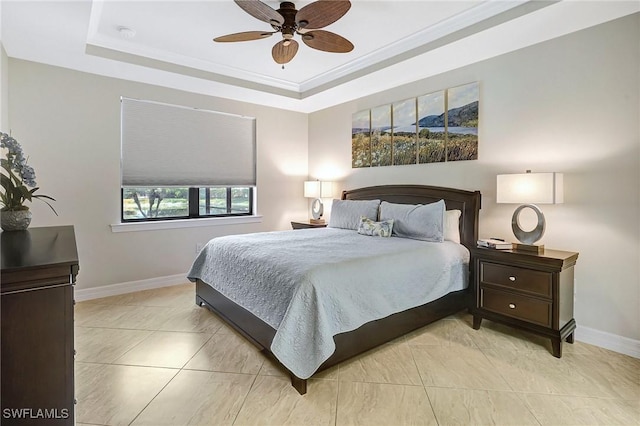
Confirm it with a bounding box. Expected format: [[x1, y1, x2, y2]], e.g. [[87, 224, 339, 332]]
[[304, 180, 333, 224], [496, 171, 563, 253]]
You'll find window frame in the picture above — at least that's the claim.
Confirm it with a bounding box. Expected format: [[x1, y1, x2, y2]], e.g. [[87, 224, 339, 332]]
[[121, 187, 254, 223]]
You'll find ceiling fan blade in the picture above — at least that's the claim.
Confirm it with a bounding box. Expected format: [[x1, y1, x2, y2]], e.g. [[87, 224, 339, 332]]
[[214, 31, 274, 43], [301, 30, 353, 53], [296, 0, 351, 30], [234, 0, 284, 26], [272, 39, 299, 64]]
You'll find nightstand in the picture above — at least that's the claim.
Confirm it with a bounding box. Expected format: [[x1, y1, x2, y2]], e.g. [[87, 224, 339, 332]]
[[471, 247, 579, 358], [291, 220, 328, 230]]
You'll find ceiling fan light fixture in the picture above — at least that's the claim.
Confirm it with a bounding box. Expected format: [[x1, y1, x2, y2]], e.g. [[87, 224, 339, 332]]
[[215, 0, 353, 65]]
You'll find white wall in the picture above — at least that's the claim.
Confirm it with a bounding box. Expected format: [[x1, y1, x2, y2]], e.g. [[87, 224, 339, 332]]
[[0, 0, 7, 130], [309, 14, 640, 342], [0, 44, 7, 130], [7, 59, 309, 290], [1, 0, 7, 131]]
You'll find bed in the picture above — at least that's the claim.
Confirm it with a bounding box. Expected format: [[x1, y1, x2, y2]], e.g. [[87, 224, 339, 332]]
[[189, 184, 481, 394]]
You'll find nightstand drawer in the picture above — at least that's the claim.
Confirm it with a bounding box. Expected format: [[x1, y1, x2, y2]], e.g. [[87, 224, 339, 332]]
[[480, 262, 552, 298], [480, 287, 552, 327]]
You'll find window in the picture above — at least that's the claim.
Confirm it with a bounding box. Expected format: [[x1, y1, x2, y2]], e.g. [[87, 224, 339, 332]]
[[120, 98, 256, 223], [199, 187, 252, 216], [122, 187, 253, 222]]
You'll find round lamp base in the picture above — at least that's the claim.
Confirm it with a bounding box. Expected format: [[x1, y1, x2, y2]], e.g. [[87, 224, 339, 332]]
[[311, 198, 324, 220], [512, 203, 546, 245]]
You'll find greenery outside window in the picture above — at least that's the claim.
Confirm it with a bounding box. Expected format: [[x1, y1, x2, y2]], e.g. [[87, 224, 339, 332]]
[[122, 187, 253, 222], [199, 187, 251, 216]]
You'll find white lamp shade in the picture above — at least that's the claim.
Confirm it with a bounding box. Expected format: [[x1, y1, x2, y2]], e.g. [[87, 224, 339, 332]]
[[304, 181, 320, 198], [496, 172, 563, 204], [304, 181, 334, 198], [320, 181, 334, 198]]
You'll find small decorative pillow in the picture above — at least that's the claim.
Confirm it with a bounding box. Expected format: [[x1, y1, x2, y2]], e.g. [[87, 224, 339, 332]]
[[357, 216, 394, 237]]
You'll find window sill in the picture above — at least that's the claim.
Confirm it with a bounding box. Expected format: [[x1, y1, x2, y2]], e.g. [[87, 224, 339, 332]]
[[110, 215, 263, 233]]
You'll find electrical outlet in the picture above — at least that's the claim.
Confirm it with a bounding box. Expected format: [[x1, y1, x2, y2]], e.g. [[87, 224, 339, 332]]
[[196, 243, 204, 254]]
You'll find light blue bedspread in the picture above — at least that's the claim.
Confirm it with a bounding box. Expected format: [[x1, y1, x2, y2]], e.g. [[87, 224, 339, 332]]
[[187, 228, 469, 379]]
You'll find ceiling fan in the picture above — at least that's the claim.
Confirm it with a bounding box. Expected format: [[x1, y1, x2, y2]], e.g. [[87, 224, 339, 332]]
[[214, 0, 353, 65]]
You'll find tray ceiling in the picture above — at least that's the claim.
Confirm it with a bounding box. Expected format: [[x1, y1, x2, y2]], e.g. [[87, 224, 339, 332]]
[[2, 1, 638, 112]]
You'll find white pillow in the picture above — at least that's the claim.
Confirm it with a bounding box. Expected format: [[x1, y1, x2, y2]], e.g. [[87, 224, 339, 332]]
[[444, 209, 462, 244], [328, 199, 381, 230], [379, 199, 445, 242]]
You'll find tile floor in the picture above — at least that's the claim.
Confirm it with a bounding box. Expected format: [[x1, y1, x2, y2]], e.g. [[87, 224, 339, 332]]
[[75, 283, 639, 426]]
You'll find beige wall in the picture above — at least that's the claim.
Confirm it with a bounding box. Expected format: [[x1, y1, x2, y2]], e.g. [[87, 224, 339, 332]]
[[309, 14, 640, 341], [1, 44, 8, 129], [7, 59, 309, 289], [0, 1, 4, 130], [5, 14, 638, 345]]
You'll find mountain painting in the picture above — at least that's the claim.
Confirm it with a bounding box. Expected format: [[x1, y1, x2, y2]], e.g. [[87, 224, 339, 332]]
[[371, 105, 392, 167], [417, 90, 446, 163], [446, 82, 479, 161], [392, 98, 417, 165], [351, 110, 371, 168], [351, 82, 479, 168]]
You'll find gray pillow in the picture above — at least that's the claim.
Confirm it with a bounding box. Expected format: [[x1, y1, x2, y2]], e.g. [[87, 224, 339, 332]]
[[328, 199, 381, 230], [379, 199, 445, 242]]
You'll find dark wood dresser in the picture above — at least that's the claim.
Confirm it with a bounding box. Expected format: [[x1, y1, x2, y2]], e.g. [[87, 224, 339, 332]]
[[471, 247, 578, 358], [1, 226, 79, 425]]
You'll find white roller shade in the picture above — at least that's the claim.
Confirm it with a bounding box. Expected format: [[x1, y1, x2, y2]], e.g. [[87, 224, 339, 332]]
[[121, 98, 256, 186]]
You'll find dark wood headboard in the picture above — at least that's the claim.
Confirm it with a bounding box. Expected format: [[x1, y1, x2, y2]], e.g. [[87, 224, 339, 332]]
[[341, 184, 481, 250]]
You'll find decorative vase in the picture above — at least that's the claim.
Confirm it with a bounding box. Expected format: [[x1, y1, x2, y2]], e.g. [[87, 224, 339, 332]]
[[1, 209, 33, 231]]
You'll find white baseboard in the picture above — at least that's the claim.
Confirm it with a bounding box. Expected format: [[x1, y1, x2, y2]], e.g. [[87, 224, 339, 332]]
[[575, 325, 640, 359], [74, 273, 190, 302]]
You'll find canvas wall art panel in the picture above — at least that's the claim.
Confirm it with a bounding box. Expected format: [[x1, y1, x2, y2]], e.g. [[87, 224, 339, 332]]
[[392, 98, 418, 165], [417, 91, 446, 164], [352, 110, 371, 168], [371, 105, 392, 167], [446, 82, 479, 161]]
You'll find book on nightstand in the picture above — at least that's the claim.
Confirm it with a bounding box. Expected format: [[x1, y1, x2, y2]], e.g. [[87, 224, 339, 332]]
[[477, 238, 513, 250]]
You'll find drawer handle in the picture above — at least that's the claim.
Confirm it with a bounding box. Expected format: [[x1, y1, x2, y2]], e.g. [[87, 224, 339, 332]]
[[508, 303, 516, 309], [509, 276, 516, 282]]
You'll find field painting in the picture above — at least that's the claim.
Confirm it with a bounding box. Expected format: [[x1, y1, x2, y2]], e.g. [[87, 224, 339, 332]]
[[446, 82, 479, 161], [417, 91, 446, 164], [392, 98, 417, 165], [351, 110, 371, 168], [371, 105, 392, 167]]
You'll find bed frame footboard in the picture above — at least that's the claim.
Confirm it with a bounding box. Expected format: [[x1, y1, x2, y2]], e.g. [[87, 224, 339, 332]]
[[195, 280, 309, 394], [196, 279, 470, 395]]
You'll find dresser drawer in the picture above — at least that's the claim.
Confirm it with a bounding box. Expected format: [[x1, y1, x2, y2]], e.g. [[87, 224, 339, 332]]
[[480, 287, 552, 327], [479, 262, 552, 298]]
